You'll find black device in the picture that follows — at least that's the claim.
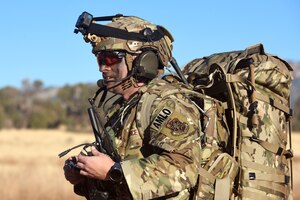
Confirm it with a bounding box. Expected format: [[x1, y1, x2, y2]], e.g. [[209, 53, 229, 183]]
[[74, 11, 93, 34], [65, 158, 80, 171], [62, 144, 95, 171]]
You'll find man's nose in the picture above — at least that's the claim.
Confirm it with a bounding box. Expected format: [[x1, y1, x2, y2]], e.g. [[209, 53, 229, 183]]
[[99, 64, 110, 72]]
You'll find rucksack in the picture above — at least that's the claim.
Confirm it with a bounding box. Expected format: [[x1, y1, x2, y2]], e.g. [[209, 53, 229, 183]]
[[180, 43, 294, 199]]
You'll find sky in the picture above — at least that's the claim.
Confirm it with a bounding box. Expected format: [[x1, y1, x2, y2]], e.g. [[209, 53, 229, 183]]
[[1, 0, 299, 89]]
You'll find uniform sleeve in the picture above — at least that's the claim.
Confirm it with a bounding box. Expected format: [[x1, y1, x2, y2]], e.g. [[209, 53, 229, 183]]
[[121, 94, 202, 199]]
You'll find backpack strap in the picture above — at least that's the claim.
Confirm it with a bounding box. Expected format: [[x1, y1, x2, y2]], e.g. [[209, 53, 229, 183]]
[[136, 92, 158, 136]]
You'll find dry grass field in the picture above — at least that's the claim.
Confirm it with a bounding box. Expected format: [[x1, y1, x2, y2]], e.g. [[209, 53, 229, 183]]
[[0, 129, 299, 200], [0, 129, 94, 200]]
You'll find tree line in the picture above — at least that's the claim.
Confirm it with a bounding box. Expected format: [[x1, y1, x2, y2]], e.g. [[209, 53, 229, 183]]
[[0, 79, 299, 132], [0, 80, 98, 132]]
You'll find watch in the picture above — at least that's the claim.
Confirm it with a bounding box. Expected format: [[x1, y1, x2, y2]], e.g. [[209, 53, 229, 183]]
[[108, 162, 123, 182]]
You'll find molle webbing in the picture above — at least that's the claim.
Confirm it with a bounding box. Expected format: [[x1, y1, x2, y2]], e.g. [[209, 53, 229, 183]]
[[226, 75, 291, 116]]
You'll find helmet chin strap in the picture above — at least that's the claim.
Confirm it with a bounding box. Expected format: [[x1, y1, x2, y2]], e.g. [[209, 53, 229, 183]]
[[121, 77, 137, 91], [103, 70, 137, 91]]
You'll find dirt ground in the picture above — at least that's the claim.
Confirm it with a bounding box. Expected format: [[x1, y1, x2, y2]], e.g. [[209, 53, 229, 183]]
[[0, 129, 299, 199]]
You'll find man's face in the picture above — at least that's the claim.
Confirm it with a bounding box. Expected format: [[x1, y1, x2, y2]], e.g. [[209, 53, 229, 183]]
[[97, 51, 128, 95]]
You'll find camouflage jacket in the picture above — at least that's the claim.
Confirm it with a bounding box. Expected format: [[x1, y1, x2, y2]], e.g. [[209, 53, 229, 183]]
[[77, 78, 202, 200]]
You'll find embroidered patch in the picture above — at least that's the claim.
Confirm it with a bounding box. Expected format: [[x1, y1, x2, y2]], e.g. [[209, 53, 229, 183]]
[[166, 118, 189, 135], [151, 108, 173, 132]]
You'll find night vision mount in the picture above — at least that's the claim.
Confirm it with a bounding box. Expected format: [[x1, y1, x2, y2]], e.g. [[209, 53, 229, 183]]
[[74, 11, 166, 42]]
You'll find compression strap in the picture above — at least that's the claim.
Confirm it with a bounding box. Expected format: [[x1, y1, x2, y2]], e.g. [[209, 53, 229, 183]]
[[88, 23, 166, 42]]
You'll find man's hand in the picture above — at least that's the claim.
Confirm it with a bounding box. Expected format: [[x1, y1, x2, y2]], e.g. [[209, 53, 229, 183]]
[[63, 157, 85, 185], [76, 146, 115, 180]]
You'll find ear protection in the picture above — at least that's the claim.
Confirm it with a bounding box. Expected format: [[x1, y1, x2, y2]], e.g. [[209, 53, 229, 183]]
[[133, 50, 160, 80]]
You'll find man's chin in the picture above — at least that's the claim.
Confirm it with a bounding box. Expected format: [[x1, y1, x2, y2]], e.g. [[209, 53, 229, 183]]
[[105, 81, 119, 88], [107, 84, 122, 94]]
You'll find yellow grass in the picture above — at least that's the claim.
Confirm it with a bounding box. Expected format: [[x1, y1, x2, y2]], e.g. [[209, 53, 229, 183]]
[[0, 129, 299, 199], [0, 129, 94, 200]]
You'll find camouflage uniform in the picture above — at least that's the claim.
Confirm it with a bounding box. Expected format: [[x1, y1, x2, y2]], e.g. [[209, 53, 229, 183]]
[[105, 78, 202, 199]]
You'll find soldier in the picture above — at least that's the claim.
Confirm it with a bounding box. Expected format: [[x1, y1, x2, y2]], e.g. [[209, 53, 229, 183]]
[[64, 14, 202, 199]]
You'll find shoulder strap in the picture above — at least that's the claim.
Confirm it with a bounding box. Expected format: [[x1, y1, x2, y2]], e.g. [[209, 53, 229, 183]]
[[136, 92, 159, 136]]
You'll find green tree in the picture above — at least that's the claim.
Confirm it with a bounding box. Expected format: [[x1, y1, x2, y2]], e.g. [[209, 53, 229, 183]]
[[0, 87, 25, 128], [33, 80, 43, 92], [29, 100, 65, 129], [57, 83, 98, 131], [0, 82, 98, 130]]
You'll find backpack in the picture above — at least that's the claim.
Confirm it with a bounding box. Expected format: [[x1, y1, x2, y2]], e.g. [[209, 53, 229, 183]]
[[180, 43, 294, 199]]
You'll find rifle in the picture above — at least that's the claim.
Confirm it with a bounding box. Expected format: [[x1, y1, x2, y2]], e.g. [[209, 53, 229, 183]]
[[87, 97, 121, 162], [58, 96, 121, 162]]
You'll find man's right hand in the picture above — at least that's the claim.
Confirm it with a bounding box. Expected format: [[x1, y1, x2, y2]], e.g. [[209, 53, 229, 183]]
[[64, 157, 85, 185]]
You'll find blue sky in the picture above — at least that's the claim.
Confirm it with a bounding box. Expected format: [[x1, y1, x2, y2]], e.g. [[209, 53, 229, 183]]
[[1, 0, 299, 89]]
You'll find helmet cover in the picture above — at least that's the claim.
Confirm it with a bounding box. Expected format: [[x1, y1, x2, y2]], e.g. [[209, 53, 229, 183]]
[[84, 16, 174, 68]]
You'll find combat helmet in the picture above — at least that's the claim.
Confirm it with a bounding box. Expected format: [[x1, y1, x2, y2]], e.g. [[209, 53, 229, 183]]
[[75, 12, 174, 80]]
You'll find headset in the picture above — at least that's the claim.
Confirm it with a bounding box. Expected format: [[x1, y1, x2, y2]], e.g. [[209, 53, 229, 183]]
[[74, 11, 189, 86], [133, 50, 160, 80]]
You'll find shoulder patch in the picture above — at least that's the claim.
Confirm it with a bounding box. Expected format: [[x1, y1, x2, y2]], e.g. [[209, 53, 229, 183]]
[[166, 118, 189, 135], [150, 108, 173, 132]]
